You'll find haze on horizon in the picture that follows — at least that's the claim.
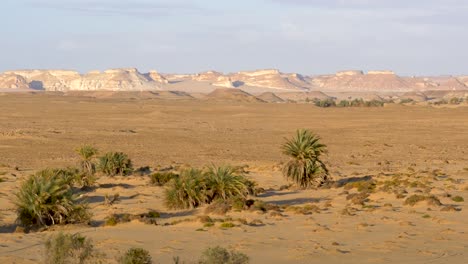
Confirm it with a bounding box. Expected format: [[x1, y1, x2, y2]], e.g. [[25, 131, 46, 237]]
[[1, 0, 468, 76]]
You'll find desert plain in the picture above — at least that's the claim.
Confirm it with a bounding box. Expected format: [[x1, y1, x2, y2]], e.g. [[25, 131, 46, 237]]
[[0, 92, 467, 263]]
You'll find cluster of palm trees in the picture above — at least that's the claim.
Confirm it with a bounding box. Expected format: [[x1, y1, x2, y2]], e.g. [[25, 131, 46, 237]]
[[13, 128, 329, 231]]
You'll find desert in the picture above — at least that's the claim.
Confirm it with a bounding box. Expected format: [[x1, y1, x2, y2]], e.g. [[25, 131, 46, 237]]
[[0, 88, 467, 263]]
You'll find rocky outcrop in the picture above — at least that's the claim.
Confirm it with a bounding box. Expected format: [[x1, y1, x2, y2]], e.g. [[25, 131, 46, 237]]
[[145, 70, 169, 84], [336, 70, 364, 77], [212, 76, 235, 88], [257, 92, 285, 103], [193, 71, 223, 81], [277, 91, 331, 102], [310, 70, 409, 92], [229, 69, 309, 91], [70, 68, 159, 91], [2, 68, 468, 94], [4, 70, 80, 91], [0, 73, 31, 89], [4, 68, 161, 91], [206, 88, 265, 103]]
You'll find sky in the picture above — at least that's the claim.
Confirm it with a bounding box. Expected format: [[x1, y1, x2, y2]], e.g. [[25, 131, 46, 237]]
[[1, 0, 468, 76]]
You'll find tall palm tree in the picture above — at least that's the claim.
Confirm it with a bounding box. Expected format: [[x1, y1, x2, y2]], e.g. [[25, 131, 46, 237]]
[[281, 129, 329, 188]]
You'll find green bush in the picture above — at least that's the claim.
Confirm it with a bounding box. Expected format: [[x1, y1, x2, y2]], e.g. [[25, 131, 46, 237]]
[[337, 100, 350, 107], [149, 171, 178, 186], [15, 169, 90, 228], [119, 247, 152, 264], [205, 166, 250, 201], [220, 222, 235, 229], [452, 196, 464, 202], [164, 166, 254, 210], [164, 169, 207, 209], [314, 99, 336, 108], [199, 246, 249, 264], [98, 152, 133, 176], [45, 232, 99, 264]]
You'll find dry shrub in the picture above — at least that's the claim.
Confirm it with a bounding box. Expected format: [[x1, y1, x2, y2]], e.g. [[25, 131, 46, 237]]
[[45, 232, 102, 264]]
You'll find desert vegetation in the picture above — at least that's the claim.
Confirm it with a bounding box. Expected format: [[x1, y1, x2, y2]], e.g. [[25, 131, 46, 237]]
[[14, 168, 91, 230], [164, 165, 254, 210], [98, 151, 133, 176], [44, 232, 101, 264], [0, 96, 467, 263], [281, 129, 329, 188], [313, 98, 386, 108], [43, 232, 249, 264]]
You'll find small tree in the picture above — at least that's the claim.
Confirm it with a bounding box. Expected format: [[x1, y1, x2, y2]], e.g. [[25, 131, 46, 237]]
[[281, 129, 329, 188], [76, 145, 98, 175]]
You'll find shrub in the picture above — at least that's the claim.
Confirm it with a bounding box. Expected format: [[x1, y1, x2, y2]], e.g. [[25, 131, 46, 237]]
[[149, 171, 178, 186], [45, 232, 100, 264], [119, 247, 152, 264], [205, 200, 232, 215], [281, 129, 329, 188], [404, 195, 441, 206], [314, 99, 336, 108], [164, 169, 207, 209], [452, 196, 464, 202], [75, 145, 98, 176], [344, 180, 376, 193], [74, 172, 97, 189], [449, 97, 463, 105], [199, 246, 249, 264], [98, 152, 133, 176], [400, 98, 414, 104], [204, 166, 250, 201], [337, 100, 350, 107], [220, 222, 235, 229], [15, 169, 90, 229]]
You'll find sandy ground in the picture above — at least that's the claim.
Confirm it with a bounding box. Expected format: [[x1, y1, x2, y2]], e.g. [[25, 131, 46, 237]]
[[0, 93, 467, 263]]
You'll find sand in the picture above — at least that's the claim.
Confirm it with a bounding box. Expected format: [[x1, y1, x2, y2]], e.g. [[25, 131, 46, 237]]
[[0, 93, 467, 263]]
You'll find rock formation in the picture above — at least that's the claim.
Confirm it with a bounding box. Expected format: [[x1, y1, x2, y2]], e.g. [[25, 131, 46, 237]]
[[256, 92, 285, 103], [206, 88, 265, 103], [0, 73, 30, 89], [145, 70, 169, 84], [2, 68, 468, 94]]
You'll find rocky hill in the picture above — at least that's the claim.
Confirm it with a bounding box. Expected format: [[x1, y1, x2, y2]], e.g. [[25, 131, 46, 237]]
[[1, 68, 467, 94], [0, 73, 30, 89], [205, 88, 265, 103]]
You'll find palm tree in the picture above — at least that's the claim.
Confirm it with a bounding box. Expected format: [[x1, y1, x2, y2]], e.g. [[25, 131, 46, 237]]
[[164, 168, 207, 209], [281, 129, 329, 188], [204, 165, 250, 201], [75, 145, 98, 175], [15, 169, 90, 228]]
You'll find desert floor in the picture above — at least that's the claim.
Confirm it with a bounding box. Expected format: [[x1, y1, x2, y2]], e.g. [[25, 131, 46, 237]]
[[0, 93, 467, 263]]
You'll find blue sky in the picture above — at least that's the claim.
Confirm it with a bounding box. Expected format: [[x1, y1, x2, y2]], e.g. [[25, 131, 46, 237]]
[[1, 0, 468, 75]]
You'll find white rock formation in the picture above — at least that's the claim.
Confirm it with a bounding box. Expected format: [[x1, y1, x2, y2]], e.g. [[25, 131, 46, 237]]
[[0, 73, 30, 89], [146, 70, 169, 84]]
